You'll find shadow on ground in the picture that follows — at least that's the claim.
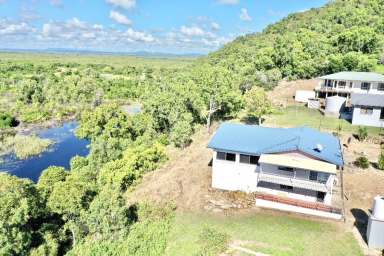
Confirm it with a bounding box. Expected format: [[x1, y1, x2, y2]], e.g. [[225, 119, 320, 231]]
[[351, 208, 369, 243]]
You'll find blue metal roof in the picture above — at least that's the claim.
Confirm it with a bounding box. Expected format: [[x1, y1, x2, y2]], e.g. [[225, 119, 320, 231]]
[[208, 123, 344, 166]]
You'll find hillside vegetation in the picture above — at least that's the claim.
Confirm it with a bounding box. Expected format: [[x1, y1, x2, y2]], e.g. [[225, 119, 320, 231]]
[[206, 0, 384, 85], [0, 0, 380, 255]]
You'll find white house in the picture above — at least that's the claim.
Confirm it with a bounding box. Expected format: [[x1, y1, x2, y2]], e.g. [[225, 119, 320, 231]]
[[315, 71, 384, 99], [351, 93, 384, 128], [208, 123, 344, 219]]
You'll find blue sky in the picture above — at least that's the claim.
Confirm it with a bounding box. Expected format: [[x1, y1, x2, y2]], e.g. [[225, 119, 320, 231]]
[[0, 0, 328, 54]]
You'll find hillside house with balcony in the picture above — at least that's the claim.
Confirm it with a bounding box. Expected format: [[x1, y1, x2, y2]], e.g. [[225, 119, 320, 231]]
[[315, 72, 384, 99], [208, 123, 344, 219]]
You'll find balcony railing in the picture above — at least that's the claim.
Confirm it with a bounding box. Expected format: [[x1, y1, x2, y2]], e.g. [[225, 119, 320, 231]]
[[258, 171, 330, 192]]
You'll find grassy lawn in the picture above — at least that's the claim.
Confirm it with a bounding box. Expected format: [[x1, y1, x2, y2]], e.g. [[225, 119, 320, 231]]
[[374, 64, 384, 74], [265, 106, 383, 137], [165, 212, 362, 256]]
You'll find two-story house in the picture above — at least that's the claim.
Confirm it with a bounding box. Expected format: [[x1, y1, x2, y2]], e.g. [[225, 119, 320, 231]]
[[208, 123, 344, 219], [315, 71, 384, 99], [315, 71, 384, 127]]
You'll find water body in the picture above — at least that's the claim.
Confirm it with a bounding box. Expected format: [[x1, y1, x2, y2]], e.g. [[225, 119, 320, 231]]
[[0, 121, 90, 182]]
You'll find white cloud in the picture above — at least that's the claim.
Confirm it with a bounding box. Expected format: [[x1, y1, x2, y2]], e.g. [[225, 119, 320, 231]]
[[40, 18, 155, 46], [217, 0, 239, 5], [93, 24, 104, 30], [110, 11, 132, 26], [106, 0, 136, 9], [240, 8, 252, 21], [180, 25, 205, 37], [124, 28, 155, 42], [211, 22, 220, 31], [0, 20, 36, 35], [67, 17, 87, 29]]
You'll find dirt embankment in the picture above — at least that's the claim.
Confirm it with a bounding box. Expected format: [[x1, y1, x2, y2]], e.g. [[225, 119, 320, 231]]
[[268, 79, 318, 106], [127, 124, 215, 211]]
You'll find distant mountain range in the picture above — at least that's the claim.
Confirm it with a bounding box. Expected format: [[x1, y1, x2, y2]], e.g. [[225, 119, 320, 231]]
[[0, 48, 203, 58]]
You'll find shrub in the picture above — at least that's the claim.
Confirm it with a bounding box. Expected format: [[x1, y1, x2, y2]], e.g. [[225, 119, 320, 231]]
[[354, 156, 370, 169], [0, 112, 17, 129], [8, 135, 53, 159], [195, 226, 230, 256], [357, 126, 368, 141], [378, 152, 384, 170]]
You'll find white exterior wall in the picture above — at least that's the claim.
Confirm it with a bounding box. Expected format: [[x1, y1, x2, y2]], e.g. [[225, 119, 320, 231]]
[[211, 151, 335, 205], [256, 199, 342, 220], [211, 151, 260, 192], [352, 107, 384, 128], [295, 90, 316, 103]]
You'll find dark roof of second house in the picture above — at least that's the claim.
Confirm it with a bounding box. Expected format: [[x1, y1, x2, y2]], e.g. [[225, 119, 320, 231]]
[[208, 123, 344, 166], [319, 72, 384, 82], [351, 93, 384, 107]]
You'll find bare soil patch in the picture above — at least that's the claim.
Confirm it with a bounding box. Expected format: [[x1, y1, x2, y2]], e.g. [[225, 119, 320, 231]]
[[268, 79, 318, 106], [127, 124, 216, 211]]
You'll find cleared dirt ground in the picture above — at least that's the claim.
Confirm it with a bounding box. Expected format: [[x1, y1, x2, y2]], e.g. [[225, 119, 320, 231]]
[[127, 124, 215, 211], [267, 79, 318, 106]]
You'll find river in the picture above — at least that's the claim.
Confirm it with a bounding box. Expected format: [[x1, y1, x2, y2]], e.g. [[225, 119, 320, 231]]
[[0, 121, 90, 182]]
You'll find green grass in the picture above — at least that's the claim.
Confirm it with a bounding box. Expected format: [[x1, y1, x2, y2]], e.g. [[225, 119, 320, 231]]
[[265, 106, 383, 137], [1, 135, 53, 159], [374, 64, 384, 74], [0, 52, 195, 68], [165, 212, 362, 256]]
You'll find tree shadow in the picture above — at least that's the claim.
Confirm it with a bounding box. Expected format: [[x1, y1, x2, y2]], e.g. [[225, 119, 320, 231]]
[[351, 208, 369, 243], [240, 116, 264, 125]]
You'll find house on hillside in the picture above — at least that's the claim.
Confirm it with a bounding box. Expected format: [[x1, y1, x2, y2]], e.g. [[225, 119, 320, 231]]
[[208, 123, 344, 219], [315, 71, 384, 99], [350, 93, 384, 127]]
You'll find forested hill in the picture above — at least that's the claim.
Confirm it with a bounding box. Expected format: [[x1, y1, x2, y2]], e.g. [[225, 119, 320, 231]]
[[206, 0, 384, 83]]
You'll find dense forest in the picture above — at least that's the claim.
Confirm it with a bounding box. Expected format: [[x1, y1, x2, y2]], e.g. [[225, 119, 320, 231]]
[[0, 0, 384, 255], [208, 0, 384, 82]]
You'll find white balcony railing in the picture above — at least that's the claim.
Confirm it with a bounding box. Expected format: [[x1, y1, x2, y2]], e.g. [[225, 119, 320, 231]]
[[258, 172, 330, 192]]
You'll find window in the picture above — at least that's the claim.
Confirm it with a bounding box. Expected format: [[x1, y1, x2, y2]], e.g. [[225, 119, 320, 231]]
[[309, 171, 318, 181], [361, 82, 370, 90], [216, 151, 236, 162], [349, 82, 353, 88], [326, 80, 333, 87], [378, 83, 384, 91], [278, 166, 294, 172], [338, 81, 346, 89], [280, 185, 293, 190], [317, 173, 330, 184], [360, 107, 373, 115], [240, 154, 260, 165], [381, 108, 384, 120]]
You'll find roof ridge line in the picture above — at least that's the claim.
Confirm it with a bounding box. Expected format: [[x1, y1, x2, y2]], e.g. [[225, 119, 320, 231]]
[[259, 135, 300, 153]]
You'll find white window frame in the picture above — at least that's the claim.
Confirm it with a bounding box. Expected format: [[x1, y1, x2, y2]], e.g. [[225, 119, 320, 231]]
[[239, 154, 260, 165], [360, 107, 373, 115], [216, 151, 236, 162], [361, 82, 370, 90]]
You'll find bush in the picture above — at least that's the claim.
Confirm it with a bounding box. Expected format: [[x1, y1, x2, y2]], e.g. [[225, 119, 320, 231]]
[[8, 135, 53, 159], [0, 112, 17, 129], [357, 126, 368, 141], [378, 152, 384, 170], [354, 156, 370, 169], [195, 226, 229, 256]]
